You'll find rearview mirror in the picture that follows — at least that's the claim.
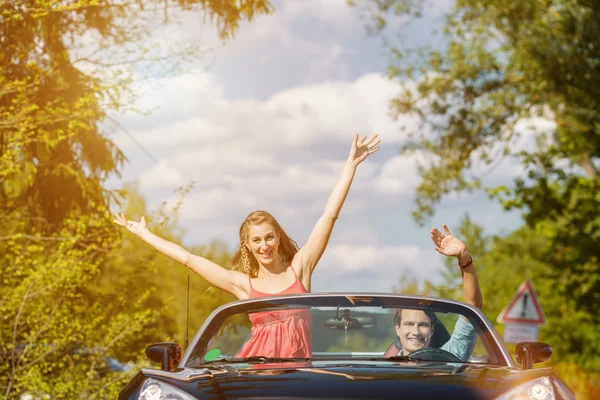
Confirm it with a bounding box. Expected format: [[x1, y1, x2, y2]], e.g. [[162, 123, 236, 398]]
[[146, 342, 181, 371], [324, 309, 377, 330], [515, 342, 552, 370]]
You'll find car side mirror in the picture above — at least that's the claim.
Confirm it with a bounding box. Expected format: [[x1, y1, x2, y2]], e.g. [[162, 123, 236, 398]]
[[515, 342, 552, 370], [146, 342, 181, 371]]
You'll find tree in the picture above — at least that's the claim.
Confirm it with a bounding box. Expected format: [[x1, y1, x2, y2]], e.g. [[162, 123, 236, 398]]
[[355, 1, 600, 395], [353, 0, 600, 223], [1, 0, 273, 228], [0, 184, 237, 398], [355, 0, 600, 379], [1, 1, 272, 397], [0, 212, 151, 398]]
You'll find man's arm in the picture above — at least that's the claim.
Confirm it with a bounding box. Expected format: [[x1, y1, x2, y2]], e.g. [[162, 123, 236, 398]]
[[430, 224, 483, 309], [440, 317, 477, 361], [456, 249, 483, 309], [430, 224, 482, 361]]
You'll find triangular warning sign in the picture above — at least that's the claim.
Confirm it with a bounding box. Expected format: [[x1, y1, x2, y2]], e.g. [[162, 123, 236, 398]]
[[497, 280, 546, 325]]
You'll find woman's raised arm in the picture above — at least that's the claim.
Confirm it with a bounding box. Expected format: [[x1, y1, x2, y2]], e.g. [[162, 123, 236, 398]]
[[113, 213, 249, 299], [295, 134, 380, 276]]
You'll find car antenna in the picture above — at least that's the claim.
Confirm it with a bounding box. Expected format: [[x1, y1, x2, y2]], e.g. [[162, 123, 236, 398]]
[[185, 274, 190, 350]]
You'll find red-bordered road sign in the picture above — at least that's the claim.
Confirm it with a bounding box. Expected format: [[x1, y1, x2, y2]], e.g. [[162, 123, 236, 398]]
[[497, 280, 546, 325]]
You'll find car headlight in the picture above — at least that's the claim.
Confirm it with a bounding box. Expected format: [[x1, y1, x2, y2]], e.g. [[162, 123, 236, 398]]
[[495, 377, 555, 400], [138, 378, 197, 400]]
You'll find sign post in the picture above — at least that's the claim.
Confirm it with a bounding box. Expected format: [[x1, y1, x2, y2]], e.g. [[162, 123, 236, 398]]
[[497, 280, 546, 343]]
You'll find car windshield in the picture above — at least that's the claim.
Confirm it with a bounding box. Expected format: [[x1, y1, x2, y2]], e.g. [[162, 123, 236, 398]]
[[185, 295, 506, 368]]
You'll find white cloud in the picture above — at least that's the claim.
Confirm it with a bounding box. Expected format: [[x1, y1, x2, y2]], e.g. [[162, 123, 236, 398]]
[[469, 114, 557, 186], [122, 76, 430, 266], [175, 187, 260, 220], [118, 71, 437, 259], [139, 161, 187, 190], [262, 74, 415, 143], [513, 115, 556, 151], [155, 159, 372, 226], [172, 150, 279, 179], [219, 0, 358, 53], [189, 5, 337, 69], [374, 151, 438, 195], [154, 0, 371, 92], [311, 242, 445, 292], [120, 71, 409, 153], [307, 44, 349, 83], [282, 0, 358, 31], [323, 244, 421, 272]]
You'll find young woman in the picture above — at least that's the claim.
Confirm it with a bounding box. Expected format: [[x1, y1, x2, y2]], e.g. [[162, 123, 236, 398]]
[[114, 134, 380, 359]]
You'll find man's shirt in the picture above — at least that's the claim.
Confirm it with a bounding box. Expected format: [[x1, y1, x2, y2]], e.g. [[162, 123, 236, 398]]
[[394, 317, 476, 361], [439, 317, 476, 361]]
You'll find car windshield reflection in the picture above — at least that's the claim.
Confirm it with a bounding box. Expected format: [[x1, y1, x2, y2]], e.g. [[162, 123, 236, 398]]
[[184, 295, 504, 368]]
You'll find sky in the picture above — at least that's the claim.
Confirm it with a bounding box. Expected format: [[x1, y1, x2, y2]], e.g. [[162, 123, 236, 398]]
[[106, 0, 549, 293]]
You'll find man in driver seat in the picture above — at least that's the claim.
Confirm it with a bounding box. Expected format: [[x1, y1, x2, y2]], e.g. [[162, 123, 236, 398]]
[[385, 224, 482, 361], [386, 309, 476, 361]]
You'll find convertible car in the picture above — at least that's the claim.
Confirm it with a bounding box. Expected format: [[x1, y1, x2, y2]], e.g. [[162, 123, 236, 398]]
[[118, 293, 574, 399]]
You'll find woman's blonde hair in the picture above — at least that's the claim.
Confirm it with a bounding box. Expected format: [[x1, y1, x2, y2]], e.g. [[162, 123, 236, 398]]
[[227, 210, 299, 278]]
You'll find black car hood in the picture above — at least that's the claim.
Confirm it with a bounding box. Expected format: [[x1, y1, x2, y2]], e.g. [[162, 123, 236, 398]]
[[124, 361, 558, 400]]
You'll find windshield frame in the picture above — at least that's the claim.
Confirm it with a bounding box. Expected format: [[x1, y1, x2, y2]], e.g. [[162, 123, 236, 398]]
[[180, 293, 515, 368]]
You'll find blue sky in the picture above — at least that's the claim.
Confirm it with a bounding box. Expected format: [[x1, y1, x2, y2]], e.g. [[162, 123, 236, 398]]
[[108, 0, 549, 292]]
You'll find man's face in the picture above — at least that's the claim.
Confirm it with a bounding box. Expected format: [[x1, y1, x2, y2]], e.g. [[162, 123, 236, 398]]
[[395, 309, 434, 354]]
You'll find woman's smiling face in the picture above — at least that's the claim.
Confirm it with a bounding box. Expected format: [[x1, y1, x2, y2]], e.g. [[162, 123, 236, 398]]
[[246, 223, 280, 265]]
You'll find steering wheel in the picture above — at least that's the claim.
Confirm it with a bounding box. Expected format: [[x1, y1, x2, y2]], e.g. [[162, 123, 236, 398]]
[[408, 347, 462, 363]]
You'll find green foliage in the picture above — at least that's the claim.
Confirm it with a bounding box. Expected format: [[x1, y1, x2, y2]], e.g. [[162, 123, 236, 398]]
[[1, 0, 273, 228], [0, 183, 237, 398], [354, 0, 600, 224], [1, 0, 271, 397], [358, 0, 600, 394], [0, 210, 150, 398]]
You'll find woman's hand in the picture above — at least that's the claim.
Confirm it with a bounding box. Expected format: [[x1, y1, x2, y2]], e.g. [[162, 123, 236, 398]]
[[113, 213, 148, 237], [430, 224, 469, 262], [347, 133, 380, 167]]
